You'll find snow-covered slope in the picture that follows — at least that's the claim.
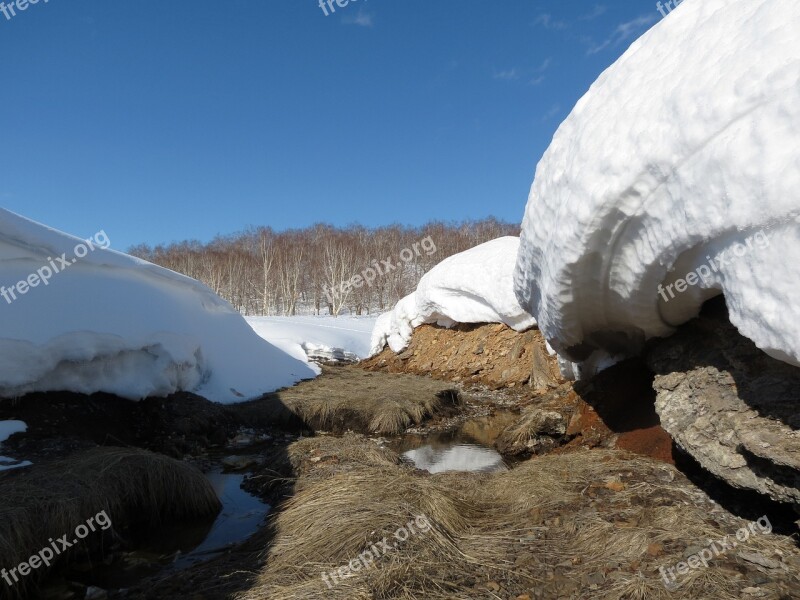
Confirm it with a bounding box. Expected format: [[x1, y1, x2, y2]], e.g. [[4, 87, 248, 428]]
[[246, 315, 378, 366], [514, 0, 800, 376], [371, 237, 536, 354], [0, 209, 316, 403]]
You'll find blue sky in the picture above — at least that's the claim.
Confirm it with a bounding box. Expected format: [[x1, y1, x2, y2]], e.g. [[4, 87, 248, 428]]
[[0, 0, 659, 251]]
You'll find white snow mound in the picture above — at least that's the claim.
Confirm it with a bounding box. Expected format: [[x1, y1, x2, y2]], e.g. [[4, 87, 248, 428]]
[[371, 237, 536, 355], [246, 315, 378, 366], [514, 0, 800, 376], [0, 209, 316, 403]]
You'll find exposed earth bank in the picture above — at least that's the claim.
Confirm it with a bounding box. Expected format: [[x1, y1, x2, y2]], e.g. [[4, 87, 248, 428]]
[[363, 323, 675, 464]]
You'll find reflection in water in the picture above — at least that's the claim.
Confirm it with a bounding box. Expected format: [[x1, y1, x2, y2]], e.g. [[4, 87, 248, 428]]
[[393, 412, 514, 474], [173, 471, 271, 568], [66, 470, 271, 589], [402, 443, 507, 474]]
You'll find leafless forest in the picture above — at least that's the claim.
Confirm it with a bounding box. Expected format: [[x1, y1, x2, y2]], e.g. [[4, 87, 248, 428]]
[[129, 218, 518, 316]]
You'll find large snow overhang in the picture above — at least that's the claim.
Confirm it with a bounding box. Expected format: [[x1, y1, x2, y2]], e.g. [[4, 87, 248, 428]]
[[514, 0, 800, 377]]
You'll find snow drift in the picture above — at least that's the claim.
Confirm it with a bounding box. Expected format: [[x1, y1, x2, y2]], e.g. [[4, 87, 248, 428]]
[[514, 0, 800, 377], [246, 315, 378, 366], [370, 237, 536, 355], [0, 209, 316, 403]]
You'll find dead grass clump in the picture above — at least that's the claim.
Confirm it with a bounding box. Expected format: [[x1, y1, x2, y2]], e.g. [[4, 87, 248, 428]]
[[0, 447, 220, 596], [234, 442, 800, 600], [278, 367, 459, 435], [238, 467, 524, 600]]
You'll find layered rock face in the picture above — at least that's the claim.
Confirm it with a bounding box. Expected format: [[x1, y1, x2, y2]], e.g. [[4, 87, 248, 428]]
[[647, 300, 800, 505]]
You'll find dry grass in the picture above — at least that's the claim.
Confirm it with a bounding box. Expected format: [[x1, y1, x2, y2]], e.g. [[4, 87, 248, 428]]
[[236, 437, 800, 600], [277, 367, 459, 435], [0, 447, 220, 597]]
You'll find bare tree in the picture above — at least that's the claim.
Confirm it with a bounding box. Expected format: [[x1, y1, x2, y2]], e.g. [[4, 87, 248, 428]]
[[128, 218, 519, 316]]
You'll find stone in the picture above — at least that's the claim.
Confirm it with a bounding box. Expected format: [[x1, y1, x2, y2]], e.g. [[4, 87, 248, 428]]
[[646, 305, 800, 505], [737, 551, 783, 570]]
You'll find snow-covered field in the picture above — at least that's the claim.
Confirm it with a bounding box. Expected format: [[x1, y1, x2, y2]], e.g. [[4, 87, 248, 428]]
[[246, 315, 379, 368]]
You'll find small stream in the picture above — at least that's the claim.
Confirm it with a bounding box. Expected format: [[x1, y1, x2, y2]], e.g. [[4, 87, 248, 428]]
[[172, 470, 271, 569], [61, 471, 270, 592]]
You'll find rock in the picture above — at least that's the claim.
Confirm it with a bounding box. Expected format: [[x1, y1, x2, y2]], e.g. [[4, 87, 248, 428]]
[[737, 551, 783, 570], [494, 384, 578, 457], [646, 304, 800, 504]]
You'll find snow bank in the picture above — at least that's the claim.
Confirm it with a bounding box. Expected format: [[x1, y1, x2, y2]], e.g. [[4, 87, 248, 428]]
[[246, 315, 378, 366], [0, 420, 31, 471], [514, 0, 800, 376], [370, 237, 536, 355], [0, 209, 316, 403]]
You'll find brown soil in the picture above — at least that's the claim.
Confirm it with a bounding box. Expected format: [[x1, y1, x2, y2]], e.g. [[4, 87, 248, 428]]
[[570, 359, 677, 464], [362, 323, 563, 390]]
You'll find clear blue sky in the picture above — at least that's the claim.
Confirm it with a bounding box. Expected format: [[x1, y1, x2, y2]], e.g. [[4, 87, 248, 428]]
[[0, 0, 659, 251]]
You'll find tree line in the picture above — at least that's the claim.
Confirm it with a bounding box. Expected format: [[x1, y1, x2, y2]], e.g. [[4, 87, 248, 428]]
[[128, 218, 519, 316]]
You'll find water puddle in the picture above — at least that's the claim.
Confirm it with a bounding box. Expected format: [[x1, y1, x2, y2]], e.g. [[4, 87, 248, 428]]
[[391, 412, 518, 474], [61, 470, 270, 590], [173, 470, 271, 568]]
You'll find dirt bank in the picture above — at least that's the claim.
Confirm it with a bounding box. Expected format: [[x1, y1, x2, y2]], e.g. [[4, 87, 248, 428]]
[[362, 323, 563, 390]]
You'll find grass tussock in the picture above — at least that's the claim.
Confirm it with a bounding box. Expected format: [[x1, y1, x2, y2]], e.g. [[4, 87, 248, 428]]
[[0, 447, 220, 596], [278, 367, 459, 435], [236, 438, 800, 600]]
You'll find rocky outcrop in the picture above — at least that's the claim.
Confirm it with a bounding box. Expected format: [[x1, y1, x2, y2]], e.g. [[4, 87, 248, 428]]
[[362, 323, 562, 391], [646, 301, 800, 505]]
